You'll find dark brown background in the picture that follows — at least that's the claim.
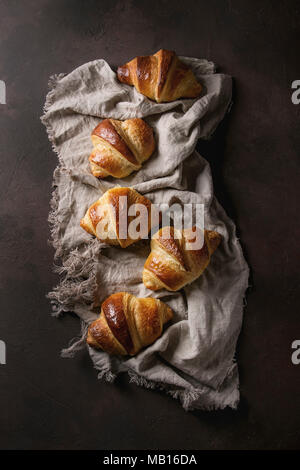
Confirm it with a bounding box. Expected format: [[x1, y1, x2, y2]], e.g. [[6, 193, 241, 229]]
[[0, 0, 299, 450]]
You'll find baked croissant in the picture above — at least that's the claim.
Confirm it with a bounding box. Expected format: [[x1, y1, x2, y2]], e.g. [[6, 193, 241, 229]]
[[89, 118, 155, 178], [80, 187, 153, 248], [143, 226, 222, 291], [117, 49, 202, 103], [87, 292, 173, 355]]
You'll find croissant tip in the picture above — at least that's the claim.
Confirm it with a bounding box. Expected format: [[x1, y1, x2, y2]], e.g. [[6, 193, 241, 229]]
[[86, 328, 98, 348], [157, 48, 174, 54], [166, 305, 173, 321], [142, 270, 159, 291], [117, 64, 129, 82], [86, 330, 93, 345], [194, 83, 203, 95], [207, 230, 222, 252]]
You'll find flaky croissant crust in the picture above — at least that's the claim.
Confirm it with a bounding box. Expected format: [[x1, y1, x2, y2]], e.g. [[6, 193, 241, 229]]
[[143, 226, 222, 291], [117, 49, 202, 103], [87, 292, 173, 355], [80, 186, 153, 248], [89, 118, 155, 178]]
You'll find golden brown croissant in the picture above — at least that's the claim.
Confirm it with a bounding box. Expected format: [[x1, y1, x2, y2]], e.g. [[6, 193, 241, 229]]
[[143, 226, 222, 291], [89, 118, 155, 178], [80, 186, 153, 248], [117, 49, 202, 103], [87, 292, 173, 355]]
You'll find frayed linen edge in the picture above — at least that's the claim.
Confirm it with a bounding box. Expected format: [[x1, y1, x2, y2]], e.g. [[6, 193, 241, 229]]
[[41, 73, 67, 259], [61, 321, 90, 358], [41, 73, 99, 317], [92, 366, 239, 412], [41, 73, 66, 167], [46, 238, 99, 317]]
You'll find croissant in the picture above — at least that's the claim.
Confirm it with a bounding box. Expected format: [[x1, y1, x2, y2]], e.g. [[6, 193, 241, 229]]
[[87, 292, 173, 355], [89, 118, 155, 178], [80, 186, 153, 248], [117, 49, 202, 103], [143, 226, 222, 291]]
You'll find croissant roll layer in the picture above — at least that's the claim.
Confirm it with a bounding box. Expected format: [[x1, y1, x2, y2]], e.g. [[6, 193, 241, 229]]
[[80, 187, 153, 248], [89, 118, 155, 178], [117, 49, 202, 103], [143, 226, 222, 292], [87, 292, 173, 355]]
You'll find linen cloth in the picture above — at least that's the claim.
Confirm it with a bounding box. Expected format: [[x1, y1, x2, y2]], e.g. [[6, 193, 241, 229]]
[[41, 56, 249, 410]]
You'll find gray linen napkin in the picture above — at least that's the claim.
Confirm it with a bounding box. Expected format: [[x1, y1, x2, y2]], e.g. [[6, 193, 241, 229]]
[[41, 56, 249, 411]]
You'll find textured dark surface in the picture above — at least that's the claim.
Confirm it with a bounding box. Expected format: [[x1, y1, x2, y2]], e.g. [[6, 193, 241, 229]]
[[0, 0, 300, 450]]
